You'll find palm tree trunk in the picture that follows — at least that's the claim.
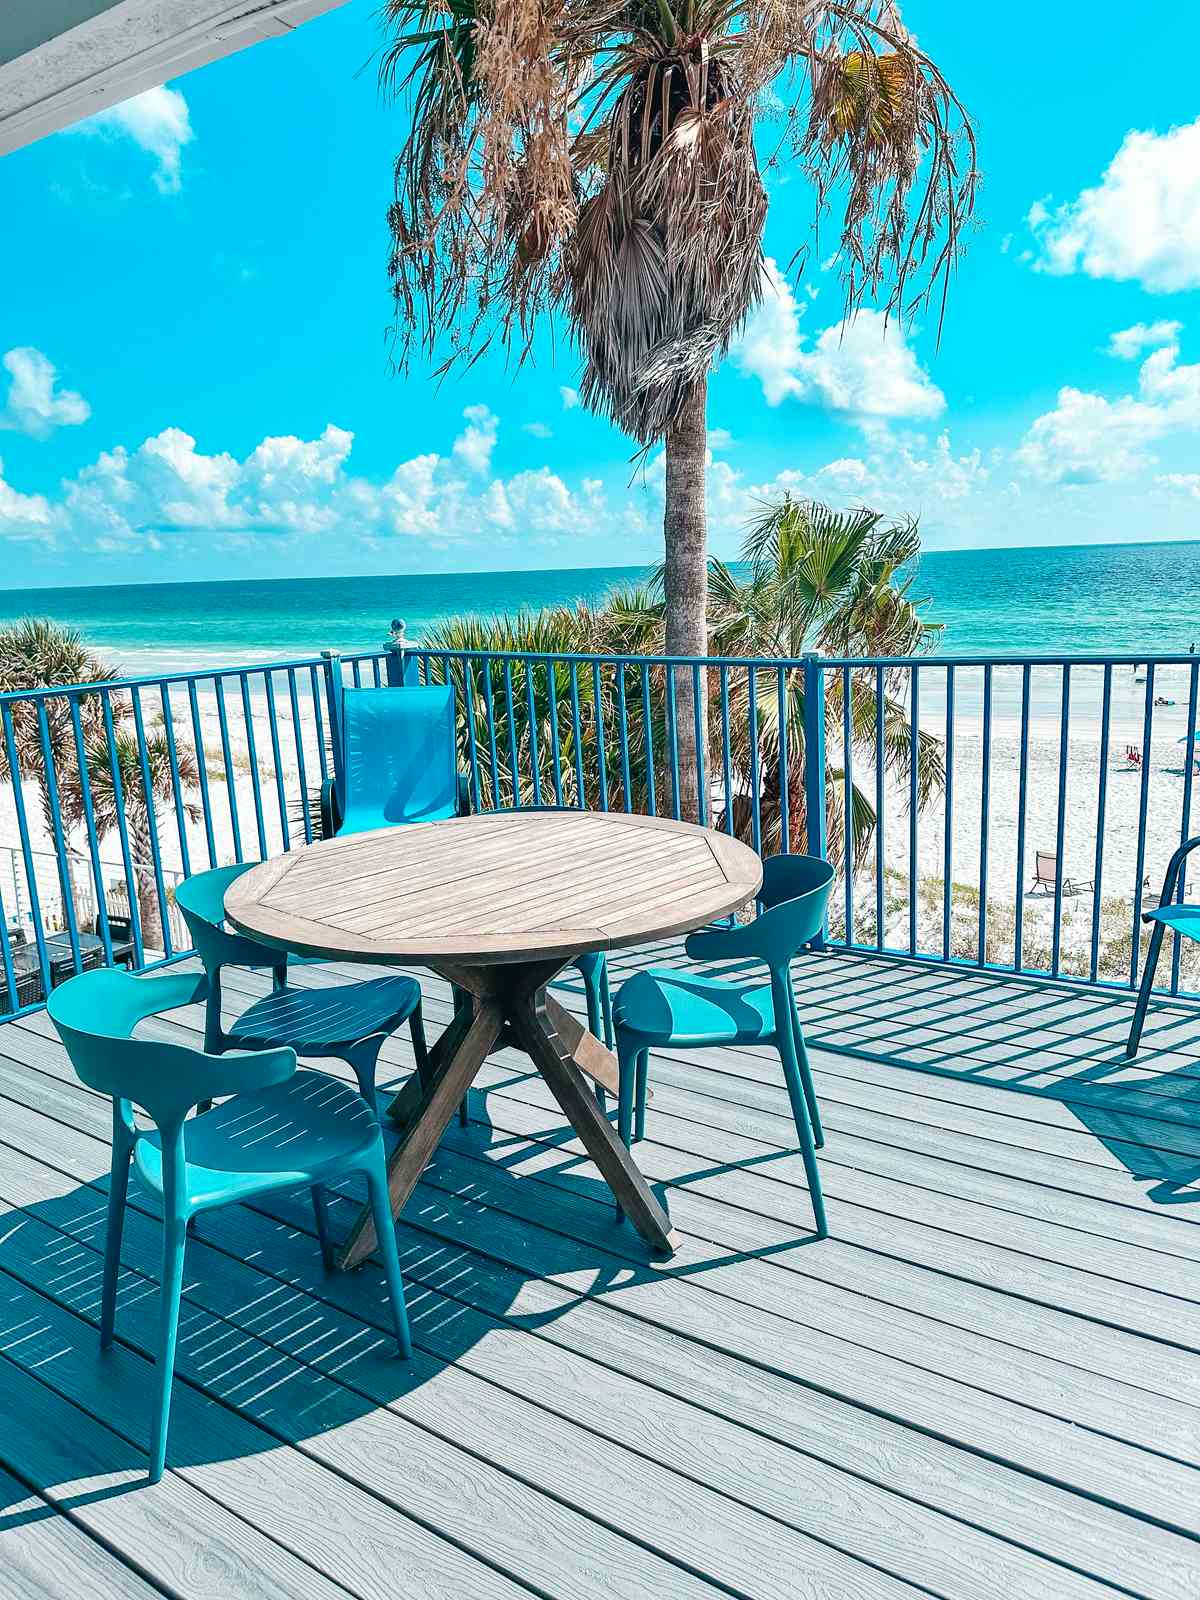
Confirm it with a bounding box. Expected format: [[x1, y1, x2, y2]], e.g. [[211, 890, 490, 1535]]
[[662, 376, 708, 824]]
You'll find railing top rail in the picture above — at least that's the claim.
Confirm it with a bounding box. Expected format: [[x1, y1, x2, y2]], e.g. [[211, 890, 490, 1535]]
[[417, 644, 1200, 670], [0, 652, 335, 706]]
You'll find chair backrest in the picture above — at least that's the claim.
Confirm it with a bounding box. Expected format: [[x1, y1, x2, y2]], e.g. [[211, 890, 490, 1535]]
[[687, 852, 834, 969], [48, 967, 295, 1131], [175, 862, 286, 973], [1035, 851, 1056, 881], [338, 685, 459, 832]]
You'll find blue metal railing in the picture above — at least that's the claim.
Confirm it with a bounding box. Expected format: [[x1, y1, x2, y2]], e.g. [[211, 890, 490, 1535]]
[[1, 637, 1197, 1019]]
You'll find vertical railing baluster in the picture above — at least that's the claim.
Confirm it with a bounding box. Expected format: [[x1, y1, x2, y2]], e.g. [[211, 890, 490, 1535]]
[[158, 683, 192, 879], [214, 675, 243, 864], [720, 665, 733, 836], [777, 665, 790, 854], [1170, 659, 1200, 994], [908, 666, 919, 954], [941, 667, 955, 962], [263, 671, 291, 852], [1050, 665, 1071, 977], [1131, 666, 1155, 988], [640, 662, 657, 817], [842, 665, 853, 942], [350, 659, 363, 689], [665, 665, 681, 821], [462, 658, 483, 813], [616, 663, 632, 813], [36, 701, 82, 972], [874, 664, 885, 950], [1014, 665, 1032, 974], [524, 657, 543, 806], [3, 705, 51, 989], [99, 691, 145, 968], [310, 663, 330, 784], [545, 659, 563, 809], [502, 660, 519, 807], [482, 654, 502, 809], [129, 685, 173, 955], [592, 661, 609, 813], [978, 664, 993, 967], [747, 667, 761, 858], [68, 695, 113, 966], [238, 673, 269, 858], [0, 883, 16, 1013], [186, 678, 217, 868], [692, 664, 707, 827], [568, 661, 585, 808], [286, 668, 313, 844], [370, 656, 382, 688], [1088, 664, 1113, 984]]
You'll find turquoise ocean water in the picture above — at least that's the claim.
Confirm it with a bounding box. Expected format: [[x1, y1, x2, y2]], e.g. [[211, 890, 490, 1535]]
[[0, 540, 1195, 677]]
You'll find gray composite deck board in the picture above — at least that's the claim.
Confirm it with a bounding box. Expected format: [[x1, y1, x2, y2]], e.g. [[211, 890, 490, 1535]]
[[0, 944, 1197, 1599], [0, 1462, 165, 1600]]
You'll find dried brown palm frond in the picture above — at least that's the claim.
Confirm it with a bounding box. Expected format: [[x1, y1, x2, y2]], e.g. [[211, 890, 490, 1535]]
[[379, 0, 977, 431]]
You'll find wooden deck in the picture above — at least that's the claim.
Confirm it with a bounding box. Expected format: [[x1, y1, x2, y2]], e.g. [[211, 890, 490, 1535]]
[[0, 939, 1197, 1599]]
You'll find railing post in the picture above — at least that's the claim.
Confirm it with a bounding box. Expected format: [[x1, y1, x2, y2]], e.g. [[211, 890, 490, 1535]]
[[384, 619, 419, 687], [802, 653, 827, 949], [321, 650, 344, 792]]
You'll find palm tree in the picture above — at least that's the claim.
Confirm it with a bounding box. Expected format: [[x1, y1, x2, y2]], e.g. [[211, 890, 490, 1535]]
[[79, 724, 200, 951], [0, 617, 117, 839], [378, 0, 976, 818], [0, 618, 199, 950], [706, 494, 944, 865]]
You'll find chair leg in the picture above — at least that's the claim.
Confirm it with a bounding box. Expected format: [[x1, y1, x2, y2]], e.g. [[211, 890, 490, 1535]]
[[311, 1185, 335, 1272], [100, 1132, 132, 1350], [775, 1028, 828, 1239], [634, 1050, 649, 1143], [148, 1218, 188, 1484], [343, 1037, 384, 1115], [1127, 921, 1167, 1059], [365, 1157, 413, 1359], [599, 966, 615, 1050], [790, 1009, 824, 1149]]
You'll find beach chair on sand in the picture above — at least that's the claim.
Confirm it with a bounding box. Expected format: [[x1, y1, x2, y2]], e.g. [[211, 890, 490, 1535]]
[[1030, 851, 1093, 897], [1126, 836, 1200, 1058], [1123, 744, 1143, 769], [319, 684, 615, 1053]]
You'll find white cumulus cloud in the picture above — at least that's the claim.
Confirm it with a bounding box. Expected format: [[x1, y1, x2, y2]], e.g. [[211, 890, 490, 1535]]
[[733, 260, 944, 422], [1027, 117, 1200, 292], [1, 348, 91, 438], [452, 404, 499, 474], [1016, 334, 1200, 484], [71, 84, 194, 194], [1107, 321, 1183, 360]]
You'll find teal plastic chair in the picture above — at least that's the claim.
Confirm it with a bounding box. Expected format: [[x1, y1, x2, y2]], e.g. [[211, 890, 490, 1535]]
[[320, 684, 469, 838], [612, 853, 835, 1236], [174, 863, 430, 1114], [1126, 833, 1200, 1057], [47, 968, 412, 1484]]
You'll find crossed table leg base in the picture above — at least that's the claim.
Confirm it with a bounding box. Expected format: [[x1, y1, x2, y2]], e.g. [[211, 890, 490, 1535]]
[[335, 958, 680, 1271]]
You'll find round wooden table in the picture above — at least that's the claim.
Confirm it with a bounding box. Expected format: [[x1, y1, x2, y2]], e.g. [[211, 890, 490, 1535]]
[[225, 810, 762, 1265]]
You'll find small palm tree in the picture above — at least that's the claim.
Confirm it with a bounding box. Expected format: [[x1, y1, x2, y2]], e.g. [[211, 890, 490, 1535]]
[[378, 0, 976, 820], [707, 495, 944, 863], [0, 618, 117, 838], [0, 618, 200, 950]]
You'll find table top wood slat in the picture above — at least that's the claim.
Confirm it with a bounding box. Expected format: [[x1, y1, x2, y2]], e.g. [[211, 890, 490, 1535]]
[[226, 811, 762, 966]]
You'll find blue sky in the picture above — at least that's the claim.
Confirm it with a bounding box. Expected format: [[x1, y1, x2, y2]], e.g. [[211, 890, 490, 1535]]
[[1, 0, 1198, 586]]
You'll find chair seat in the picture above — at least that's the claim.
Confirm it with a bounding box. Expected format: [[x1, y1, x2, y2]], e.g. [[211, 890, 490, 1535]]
[[228, 974, 421, 1054], [614, 968, 776, 1047], [134, 1069, 378, 1208], [1147, 903, 1200, 939]]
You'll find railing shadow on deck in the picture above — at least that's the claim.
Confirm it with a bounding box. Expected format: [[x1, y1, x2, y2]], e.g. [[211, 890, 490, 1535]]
[[783, 951, 1200, 1206]]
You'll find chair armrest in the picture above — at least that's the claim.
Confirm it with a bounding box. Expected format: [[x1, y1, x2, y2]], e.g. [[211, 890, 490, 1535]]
[[457, 771, 472, 816], [684, 921, 755, 963], [319, 777, 341, 840]]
